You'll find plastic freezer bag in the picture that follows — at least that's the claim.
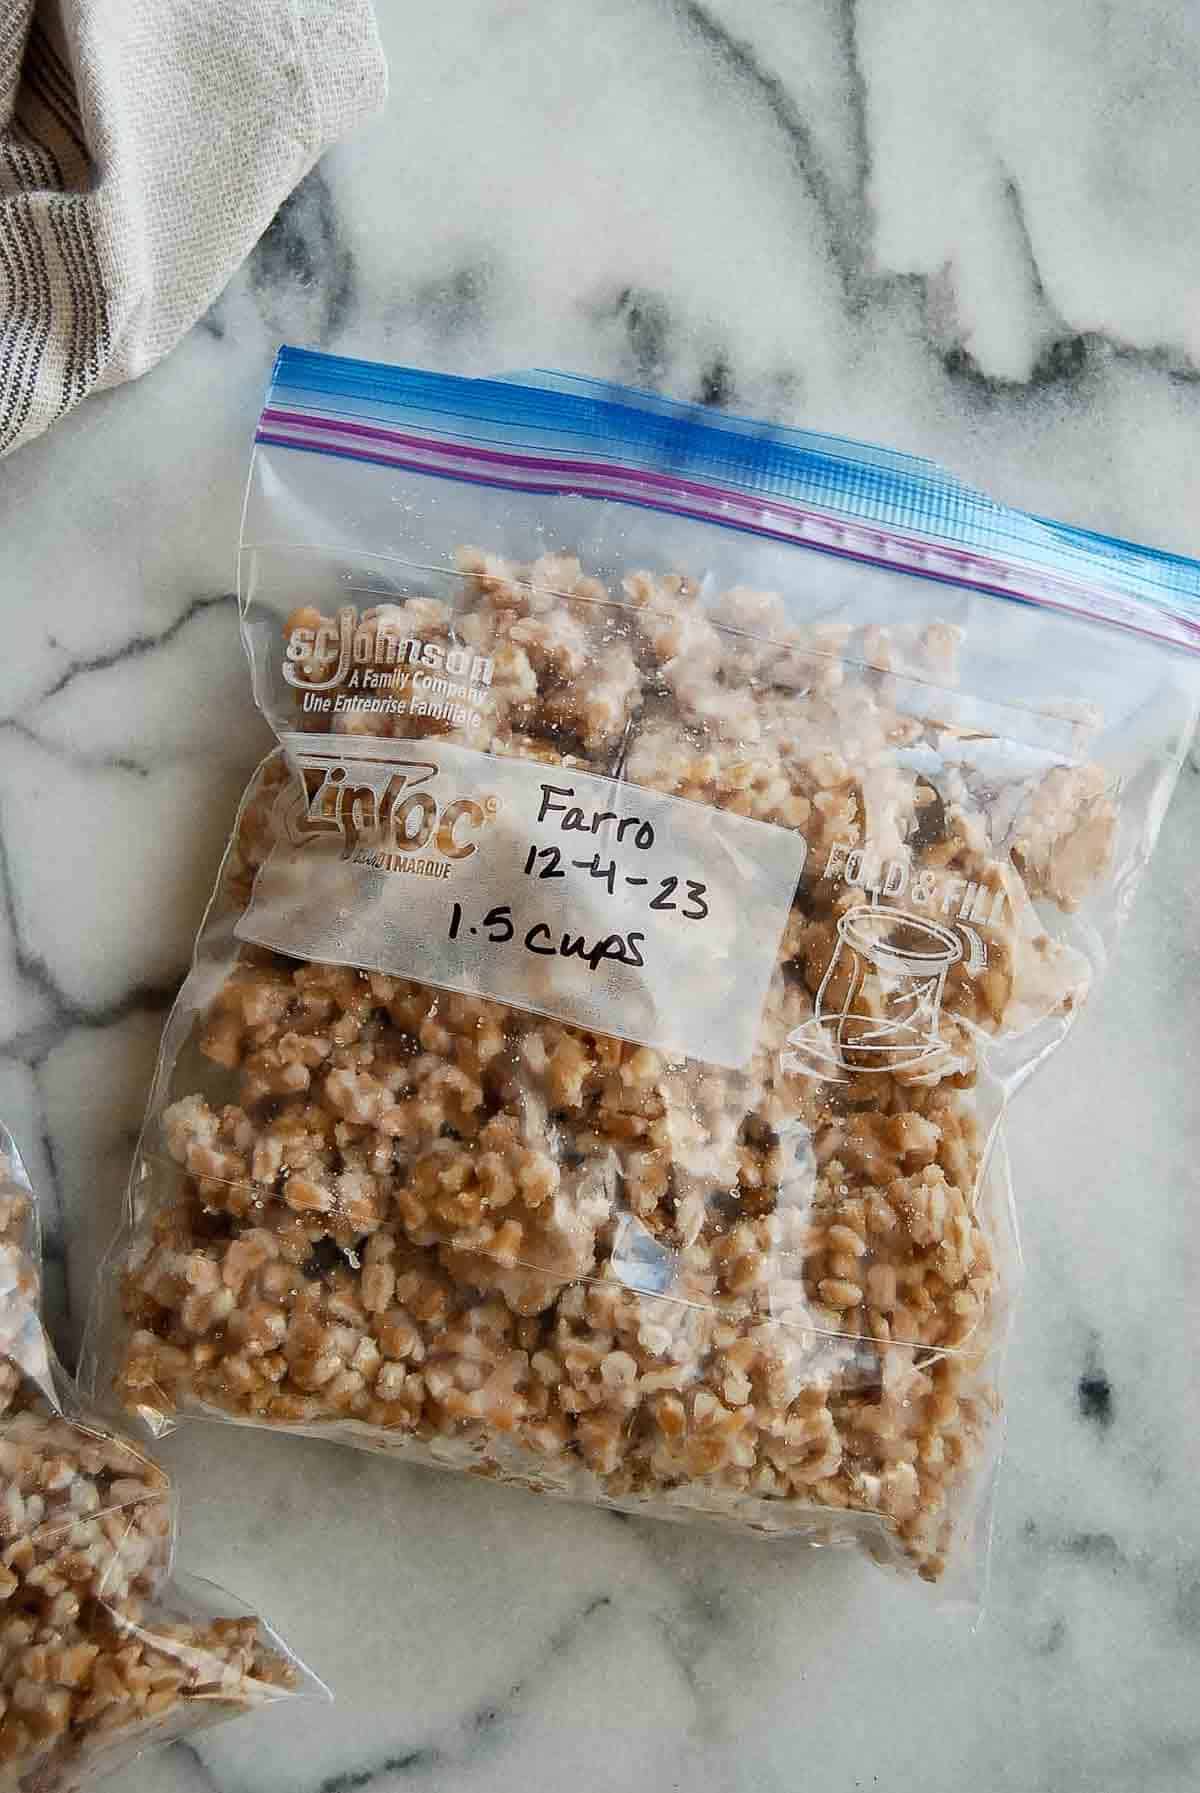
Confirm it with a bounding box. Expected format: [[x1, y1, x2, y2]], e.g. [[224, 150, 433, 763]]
[[0, 1125, 322, 1791], [89, 352, 1200, 1587]]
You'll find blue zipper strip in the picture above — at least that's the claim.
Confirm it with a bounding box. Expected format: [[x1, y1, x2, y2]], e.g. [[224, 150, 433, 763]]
[[258, 347, 1200, 649]]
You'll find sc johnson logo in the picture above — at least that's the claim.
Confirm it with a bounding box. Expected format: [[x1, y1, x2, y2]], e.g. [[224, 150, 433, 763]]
[[287, 748, 499, 881], [282, 605, 494, 692]]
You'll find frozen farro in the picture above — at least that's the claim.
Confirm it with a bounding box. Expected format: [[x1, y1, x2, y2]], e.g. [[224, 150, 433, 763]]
[[1, 1130, 314, 1790], [88, 352, 1200, 1595]]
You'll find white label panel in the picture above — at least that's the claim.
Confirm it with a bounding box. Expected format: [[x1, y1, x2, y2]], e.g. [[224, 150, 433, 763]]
[[237, 734, 808, 1069]]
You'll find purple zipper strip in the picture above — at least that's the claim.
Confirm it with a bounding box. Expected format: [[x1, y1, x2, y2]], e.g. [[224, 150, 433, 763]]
[[261, 405, 992, 569], [254, 410, 1200, 652]]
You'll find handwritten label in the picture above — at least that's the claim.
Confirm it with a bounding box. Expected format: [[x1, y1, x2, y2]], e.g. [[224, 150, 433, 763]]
[[237, 733, 808, 1068]]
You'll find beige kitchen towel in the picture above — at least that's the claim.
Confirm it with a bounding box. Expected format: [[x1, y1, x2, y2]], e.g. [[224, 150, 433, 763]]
[[0, 0, 386, 456]]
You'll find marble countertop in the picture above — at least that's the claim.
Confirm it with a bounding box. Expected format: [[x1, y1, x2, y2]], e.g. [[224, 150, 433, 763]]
[[3, 2, 1200, 1788]]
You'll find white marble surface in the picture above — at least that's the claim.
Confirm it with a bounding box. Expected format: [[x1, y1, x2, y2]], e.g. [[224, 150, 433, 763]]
[[3, 2, 1200, 1788]]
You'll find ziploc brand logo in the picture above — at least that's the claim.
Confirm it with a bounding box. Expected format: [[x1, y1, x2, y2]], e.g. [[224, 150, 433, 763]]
[[283, 605, 494, 693], [284, 739, 500, 881]]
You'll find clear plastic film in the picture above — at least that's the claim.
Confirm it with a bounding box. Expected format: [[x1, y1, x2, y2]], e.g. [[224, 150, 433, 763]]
[[0, 1124, 324, 1791], [86, 351, 1200, 1594]]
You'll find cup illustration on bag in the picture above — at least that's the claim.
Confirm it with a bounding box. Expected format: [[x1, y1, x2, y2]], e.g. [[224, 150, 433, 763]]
[[783, 904, 983, 1081]]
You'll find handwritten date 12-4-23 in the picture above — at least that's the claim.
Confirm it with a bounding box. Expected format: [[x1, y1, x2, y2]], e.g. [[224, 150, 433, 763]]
[[521, 845, 708, 919], [447, 902, 646, 972]]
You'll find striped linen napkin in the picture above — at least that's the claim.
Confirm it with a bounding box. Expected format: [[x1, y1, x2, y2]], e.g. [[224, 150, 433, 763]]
[[0, 0, 386, 456]]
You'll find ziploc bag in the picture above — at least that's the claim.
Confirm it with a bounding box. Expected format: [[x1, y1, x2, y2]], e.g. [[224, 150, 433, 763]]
[[88, 351, 1199, 1588], [0, 1124, 323, 1790]]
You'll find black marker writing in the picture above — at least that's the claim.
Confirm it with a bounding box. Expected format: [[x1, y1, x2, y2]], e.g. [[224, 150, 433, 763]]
[[537, 783, 655, 850]]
